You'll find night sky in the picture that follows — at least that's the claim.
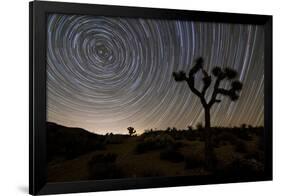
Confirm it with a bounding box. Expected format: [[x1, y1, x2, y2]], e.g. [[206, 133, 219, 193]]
[[46, 14, 264, 134]]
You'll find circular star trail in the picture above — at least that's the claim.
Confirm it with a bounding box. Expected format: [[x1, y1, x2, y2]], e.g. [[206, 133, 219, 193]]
[[47, 14, 264, 134]]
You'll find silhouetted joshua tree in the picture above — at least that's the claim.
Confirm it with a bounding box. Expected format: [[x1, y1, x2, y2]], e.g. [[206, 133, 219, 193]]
[[173, 57, 243, 170], [127, 127, 136, 136]]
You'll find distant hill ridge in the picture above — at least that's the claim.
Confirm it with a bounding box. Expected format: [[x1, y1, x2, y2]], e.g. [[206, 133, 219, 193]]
[[47, 122, 105, 162]]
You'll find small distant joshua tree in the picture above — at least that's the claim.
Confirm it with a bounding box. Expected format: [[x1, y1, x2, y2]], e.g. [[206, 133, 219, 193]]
[[173, 57, 243, 170], [127, 127, 136, 136]]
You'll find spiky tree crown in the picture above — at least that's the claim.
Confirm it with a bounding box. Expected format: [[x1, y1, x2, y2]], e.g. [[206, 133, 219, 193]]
[[173, 57, 243, 107]]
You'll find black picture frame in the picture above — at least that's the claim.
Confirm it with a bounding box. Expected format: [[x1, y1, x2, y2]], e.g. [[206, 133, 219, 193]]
[[29, 1, 273, 195]]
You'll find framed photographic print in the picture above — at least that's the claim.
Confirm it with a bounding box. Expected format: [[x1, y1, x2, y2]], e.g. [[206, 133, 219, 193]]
[[29, 1, 272, 195]]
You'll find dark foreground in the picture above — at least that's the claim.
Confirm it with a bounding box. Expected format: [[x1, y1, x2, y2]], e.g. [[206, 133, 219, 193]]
[[47, 122, 265, 182]]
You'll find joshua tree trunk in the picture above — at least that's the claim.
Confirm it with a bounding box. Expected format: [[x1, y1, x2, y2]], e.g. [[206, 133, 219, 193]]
[[204, 107, 215, 171], [204, 107, 210, 128]]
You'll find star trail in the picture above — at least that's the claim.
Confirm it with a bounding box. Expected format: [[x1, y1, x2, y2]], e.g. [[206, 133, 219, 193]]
[[46, 14, 264, 134]]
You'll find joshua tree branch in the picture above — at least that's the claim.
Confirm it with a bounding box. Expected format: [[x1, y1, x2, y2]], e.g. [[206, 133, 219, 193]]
[[201, 69, 212, 96], [186, 66, 208, 107], [217, 88, 233, 95], [208, 76, 223, 107], [172, 71, 203, 100], [186, 77, 203, 98], [214, 99, 221, 103]]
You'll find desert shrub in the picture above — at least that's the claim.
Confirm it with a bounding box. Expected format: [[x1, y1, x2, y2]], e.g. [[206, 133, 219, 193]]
[[183, 130, 201, 141], [214, 132, 235, 142], [104, 134, 127, 144], [160, 147, 184, 162], [216, 157, 264, 177], [90, 153, 117, 162], [141, 128, 200, 141], [213, 132, 236, 147], [241, 124, 247, 129], [234, 129, 252, 141], [234, 139, 247, 153], [251, 127, 264, 136], [88, 153, 125, 180], [141, 130, 161, 140], [62, 137, 106, 160], [156, 134, 176, 147], [174, 141, 183, 148], [135, 140, 154, 153], [213, 132, 247, 153], [170, 132, 185, 140], [143, 129, 154, 134], [135, 134, 177, 154], [184, 154, 204, 169], [135, 136, 158, 153], [196, 123, 203, 130], [197, 129, 206, 141], [257, 129, 265, 150], [244, 151, 264, 162], [140, 168, 164, 177]]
